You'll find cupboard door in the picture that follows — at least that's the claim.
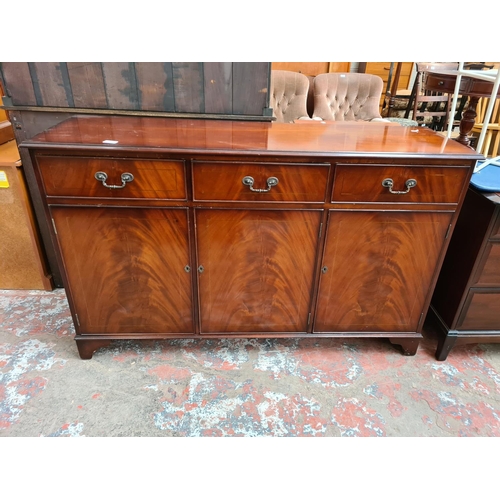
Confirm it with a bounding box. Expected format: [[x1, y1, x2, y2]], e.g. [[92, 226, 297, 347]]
[[51, 207, 193, 334], [196, 209, 321, 333], [314, 211, 452, 332]]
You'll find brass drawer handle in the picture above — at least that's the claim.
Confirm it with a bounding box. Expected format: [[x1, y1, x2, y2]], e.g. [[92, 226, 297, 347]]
[[382, 178, 417, 194], [242, 175, 279, 193], [95, 171, 134, 189]]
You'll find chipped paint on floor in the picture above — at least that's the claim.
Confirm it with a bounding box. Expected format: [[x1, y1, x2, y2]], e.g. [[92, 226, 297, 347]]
[[1, 288, 500, 437]]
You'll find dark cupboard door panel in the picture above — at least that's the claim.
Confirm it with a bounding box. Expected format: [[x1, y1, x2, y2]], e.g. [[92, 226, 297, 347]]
[[314, 211, 452, 332], [51, 207, 193, 334], [196, 209, 321, 333]]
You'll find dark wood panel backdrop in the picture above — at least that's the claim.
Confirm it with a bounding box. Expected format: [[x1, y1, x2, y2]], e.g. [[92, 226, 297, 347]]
[[0, 62, 271, 117]]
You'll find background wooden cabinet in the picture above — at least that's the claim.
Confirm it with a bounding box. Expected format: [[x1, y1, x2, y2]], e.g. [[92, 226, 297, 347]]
[[431, 187, 500, 360], [271, 62, 351, 76]]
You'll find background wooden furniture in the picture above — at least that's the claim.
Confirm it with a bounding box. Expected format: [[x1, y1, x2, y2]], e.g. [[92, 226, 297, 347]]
[[471, 97, 500, 157], [0, 139, 53, 290], [425, 69, 500, 146], [0, 91, 53, 290], [22, 115, 479, 359], [359, 62, 414, 109], [271, 62, 351, 76], [431, 187, 500, 360], [0, 97, 14, 143], [412, 62, 458, 130]]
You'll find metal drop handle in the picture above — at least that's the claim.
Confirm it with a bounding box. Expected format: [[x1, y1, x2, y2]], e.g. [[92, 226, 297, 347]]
[[382, 178, 417, 195], [95, 171, 134, 189], [242, 176, 279, 193]]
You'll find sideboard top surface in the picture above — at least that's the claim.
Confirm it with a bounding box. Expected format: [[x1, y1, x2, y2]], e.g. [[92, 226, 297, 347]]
[[22, 115, 482, 160]]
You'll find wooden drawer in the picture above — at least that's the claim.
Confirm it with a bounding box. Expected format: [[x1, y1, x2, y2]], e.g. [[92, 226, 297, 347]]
[[489, 211, 500, 239], [458, 289, 500, 331], [473, 243, 500, 286], [37, 156, 186, 199], [192, 161, 329, 202], [332, 164, 468, 203]]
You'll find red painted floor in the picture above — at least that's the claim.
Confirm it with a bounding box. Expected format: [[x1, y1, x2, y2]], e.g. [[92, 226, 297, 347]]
[[1, 288, 500, 437]]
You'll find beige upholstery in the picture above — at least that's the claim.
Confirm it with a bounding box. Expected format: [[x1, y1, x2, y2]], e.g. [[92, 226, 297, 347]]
[[312, 73, 387, 122], [269, 70, 311, 122]]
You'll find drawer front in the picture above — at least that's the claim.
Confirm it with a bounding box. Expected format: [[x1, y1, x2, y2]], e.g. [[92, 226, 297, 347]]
[[192, 161, 329, 202], [473, 243, 500, 286], [37, 156, 186, 199], [332, 164, 468, 203], [488, 209, 500, 239], [458, 289, 500, 331]]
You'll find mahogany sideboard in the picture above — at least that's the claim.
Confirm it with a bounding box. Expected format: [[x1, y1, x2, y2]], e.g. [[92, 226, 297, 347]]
[[20, 116, 481, 359], [431, 186, 500, 360]]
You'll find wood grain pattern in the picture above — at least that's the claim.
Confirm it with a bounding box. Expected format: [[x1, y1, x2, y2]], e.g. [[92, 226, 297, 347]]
[[22, 114, 478, 358], [430, 186, 500, 359], [315, 211, 452, 332], [101, 62, 139, 110], [490, 218, 500, 239], [426, 72, 500, 98], [67, 63, 107, 108], [24, 115, 481, 160], [272, 62, 330, 76], [2, 62, 272, 117], [172, 62, 204, 113], [473, 243, 500, 285], [32, 63, 71, 107], [332, 164, 469, 204], [0, 62, 37, 105], [203, 62, 232, 114], [192, 161, 329, 202], [233, 62, 269, 115], [196, 209, 321, 333], [38, 156, 186, 199], [51, 207, 193, 334], [458, 290, 500, 330], [0, 161, 49, 289], [135, 62, 175, 112]]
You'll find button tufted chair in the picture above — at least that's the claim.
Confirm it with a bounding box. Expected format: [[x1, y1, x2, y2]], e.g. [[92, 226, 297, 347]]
[[269, 70, 312, 122], [312, 73, 389, 122]]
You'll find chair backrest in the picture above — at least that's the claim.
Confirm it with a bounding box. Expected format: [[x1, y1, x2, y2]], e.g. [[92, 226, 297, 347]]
[[312, 73, 384, 121], [269, 70, 310, 123]]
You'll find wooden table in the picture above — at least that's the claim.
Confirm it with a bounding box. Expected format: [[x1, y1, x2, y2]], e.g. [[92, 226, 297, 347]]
[[426, 70, 500, 147]]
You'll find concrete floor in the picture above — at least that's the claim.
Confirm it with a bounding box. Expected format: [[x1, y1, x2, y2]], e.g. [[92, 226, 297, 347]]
[[1, 288, 500, 437]]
